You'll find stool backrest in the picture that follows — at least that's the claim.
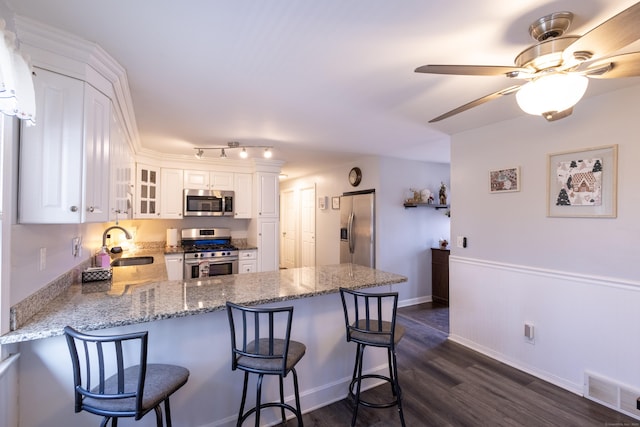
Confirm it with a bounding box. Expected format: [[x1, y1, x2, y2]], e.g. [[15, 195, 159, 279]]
[[63, 326, 148, 418], [226, 302, 294, 374], [339, 287, 399, 346]]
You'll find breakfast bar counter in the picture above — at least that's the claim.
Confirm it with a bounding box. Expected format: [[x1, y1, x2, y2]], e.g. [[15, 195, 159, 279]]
[[1, 263, 406, 344], [5, 264, 407, 427]]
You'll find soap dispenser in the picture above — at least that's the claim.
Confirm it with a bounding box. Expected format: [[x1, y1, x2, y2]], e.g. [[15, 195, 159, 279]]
[[95, 246, 111, 268]]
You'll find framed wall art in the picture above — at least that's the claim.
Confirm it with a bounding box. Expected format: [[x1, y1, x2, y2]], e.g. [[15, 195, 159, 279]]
[[489, 167, 520, 193], [547, 144, 617, 218]]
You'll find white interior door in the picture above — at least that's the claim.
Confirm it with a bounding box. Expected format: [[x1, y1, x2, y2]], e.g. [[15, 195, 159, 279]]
[[301, 186, 316, 267], [280, 189, 297, 269]]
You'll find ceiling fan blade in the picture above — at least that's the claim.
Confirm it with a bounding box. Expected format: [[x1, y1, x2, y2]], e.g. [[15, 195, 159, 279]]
[[563, 3, 640, 64], [582, 52, 640, 78], [429, 85, 522, 123], [415, 64, 528, 78]]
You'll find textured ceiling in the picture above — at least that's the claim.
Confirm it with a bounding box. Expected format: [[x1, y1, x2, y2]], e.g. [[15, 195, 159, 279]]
[[6, 0, 640, 178]]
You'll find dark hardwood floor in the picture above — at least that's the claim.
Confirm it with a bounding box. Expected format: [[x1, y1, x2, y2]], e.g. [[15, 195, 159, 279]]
[[297, 302, 638, 426]]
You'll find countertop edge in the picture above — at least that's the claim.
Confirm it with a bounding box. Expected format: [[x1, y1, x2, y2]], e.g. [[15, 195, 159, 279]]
[[1, 265, 407, 345]]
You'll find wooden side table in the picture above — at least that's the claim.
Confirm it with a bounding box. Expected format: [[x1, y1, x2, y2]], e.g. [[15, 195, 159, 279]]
[[431, 248, 450, 305]]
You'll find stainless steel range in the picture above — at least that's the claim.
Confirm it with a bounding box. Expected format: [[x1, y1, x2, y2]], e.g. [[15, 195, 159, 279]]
[[181, 228, 239, 279]]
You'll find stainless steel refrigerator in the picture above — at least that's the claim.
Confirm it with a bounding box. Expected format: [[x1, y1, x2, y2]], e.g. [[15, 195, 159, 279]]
[[340, 190, 375, 267]]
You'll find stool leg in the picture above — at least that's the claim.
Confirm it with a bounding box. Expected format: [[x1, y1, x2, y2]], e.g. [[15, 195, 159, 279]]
[[387, 349, 396, 397], [153, 405, 163, 427], [350, 343, 361, 393], [291, 368, 304, 427], [237, 372, 250, 427], [391, 350, 406, 427], [351, 344, 366, 427], [279, 375, 286, 423], [255, 374, 264, 427], [165, 398, 173, 427]]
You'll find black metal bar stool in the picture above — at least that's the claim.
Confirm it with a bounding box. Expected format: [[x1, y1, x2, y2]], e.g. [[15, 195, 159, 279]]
[[63, 326, 190, 427], [226, 301, 306, 427], [339, 288, 406, 427]]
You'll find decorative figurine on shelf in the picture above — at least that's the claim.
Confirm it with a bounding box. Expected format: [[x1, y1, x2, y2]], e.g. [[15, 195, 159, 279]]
[[421, 189, 432, 203], [439, 182, 447, 205]]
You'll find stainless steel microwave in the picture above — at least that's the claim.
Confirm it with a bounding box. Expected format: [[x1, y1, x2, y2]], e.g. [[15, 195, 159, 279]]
[[183, 189, 234, 217]]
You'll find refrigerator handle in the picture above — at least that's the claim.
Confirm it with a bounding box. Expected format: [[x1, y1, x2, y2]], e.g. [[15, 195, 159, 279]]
[[348, 212, 355, 254]]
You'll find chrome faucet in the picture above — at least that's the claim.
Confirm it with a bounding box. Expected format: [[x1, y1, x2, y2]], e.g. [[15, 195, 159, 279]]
[[102, 226, 132, 248]]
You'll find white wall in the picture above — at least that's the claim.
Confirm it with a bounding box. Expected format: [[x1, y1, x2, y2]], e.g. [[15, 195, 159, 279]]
[[449, 84, 640, 404], [281, 155, 450, 304]]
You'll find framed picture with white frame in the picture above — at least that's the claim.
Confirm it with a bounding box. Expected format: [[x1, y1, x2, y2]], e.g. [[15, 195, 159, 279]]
[[547, 144, 617, 218]]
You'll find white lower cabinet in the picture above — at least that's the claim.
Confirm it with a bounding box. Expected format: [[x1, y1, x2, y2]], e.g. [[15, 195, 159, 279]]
[[164, 253, 184, 280], [238, 250, 257, 274]]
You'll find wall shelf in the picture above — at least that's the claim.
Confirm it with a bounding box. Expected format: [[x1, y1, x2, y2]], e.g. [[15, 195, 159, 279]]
[[403, 202, 449, 210]]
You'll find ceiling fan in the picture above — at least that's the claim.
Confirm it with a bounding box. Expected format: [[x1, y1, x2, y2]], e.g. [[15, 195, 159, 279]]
[[415, 2, 640, 122]]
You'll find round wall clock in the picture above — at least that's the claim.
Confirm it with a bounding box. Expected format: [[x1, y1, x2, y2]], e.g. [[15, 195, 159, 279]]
[[349, 167, 362, 187]]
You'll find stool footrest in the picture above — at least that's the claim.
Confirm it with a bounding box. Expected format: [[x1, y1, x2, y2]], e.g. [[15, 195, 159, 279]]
[[239, 402, 300, 424], [348, 374, 402, 409]]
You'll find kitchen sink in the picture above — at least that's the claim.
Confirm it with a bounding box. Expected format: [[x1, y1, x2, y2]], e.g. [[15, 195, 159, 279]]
[[111, 256, 154, 267]]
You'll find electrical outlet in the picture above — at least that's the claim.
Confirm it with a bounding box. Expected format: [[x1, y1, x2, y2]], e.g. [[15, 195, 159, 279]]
[[39, 247, 46, 271], [457, 236, 467, 248], [72, 237, 82, 257], [524, 323, 535, 344]]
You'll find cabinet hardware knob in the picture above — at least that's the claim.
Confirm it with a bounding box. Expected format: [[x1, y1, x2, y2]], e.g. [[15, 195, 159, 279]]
[[70, 206, 78, 212], [88, 206, 95, 212]]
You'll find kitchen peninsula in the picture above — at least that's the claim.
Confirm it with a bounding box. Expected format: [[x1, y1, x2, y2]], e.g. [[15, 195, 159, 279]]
[[2, 263, 407, 427]]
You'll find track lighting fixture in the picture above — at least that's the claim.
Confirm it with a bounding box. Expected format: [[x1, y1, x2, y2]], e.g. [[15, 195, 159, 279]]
[[193, 142, 274, 160]]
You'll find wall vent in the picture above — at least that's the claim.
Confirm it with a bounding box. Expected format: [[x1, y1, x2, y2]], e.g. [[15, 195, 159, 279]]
[[584, 371, 640, 420]]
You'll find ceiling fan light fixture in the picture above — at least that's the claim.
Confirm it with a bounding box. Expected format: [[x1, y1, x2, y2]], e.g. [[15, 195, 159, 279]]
[[515, 73, 589, 116]]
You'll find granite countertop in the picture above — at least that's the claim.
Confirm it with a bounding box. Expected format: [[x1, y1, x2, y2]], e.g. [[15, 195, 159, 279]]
[[0, 264, 407, 344]]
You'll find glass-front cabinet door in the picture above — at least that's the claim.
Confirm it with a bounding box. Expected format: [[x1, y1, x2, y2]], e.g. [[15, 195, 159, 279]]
[[135, 163, 160, 218]]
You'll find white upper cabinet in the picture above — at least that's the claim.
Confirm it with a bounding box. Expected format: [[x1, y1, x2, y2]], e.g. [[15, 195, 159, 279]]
[[234, 172, 252, 219], [183, 170, 209, 190], [134, 163, 160, 218], [109, 111, 134, 221], [160, 168, 184, 219], [19, 68, 110, 224], [210, 171, 234, 191], [255, 172, 279, 218], [184, 170, 234, 191], [82, 84, 111, 223]]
